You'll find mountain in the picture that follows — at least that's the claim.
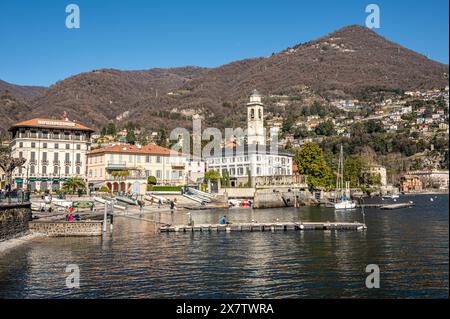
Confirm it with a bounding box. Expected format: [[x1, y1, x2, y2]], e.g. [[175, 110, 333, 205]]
[[0, 80, 47, 101], [0, 25, 448, 134], [28, 67, 208, 128]]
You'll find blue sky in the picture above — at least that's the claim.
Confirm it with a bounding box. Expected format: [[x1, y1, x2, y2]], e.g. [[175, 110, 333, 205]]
[[0, 0, 448, 86]]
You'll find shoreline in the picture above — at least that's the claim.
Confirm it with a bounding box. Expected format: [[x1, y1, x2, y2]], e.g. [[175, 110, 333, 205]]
[[0, 232, 45, 255]]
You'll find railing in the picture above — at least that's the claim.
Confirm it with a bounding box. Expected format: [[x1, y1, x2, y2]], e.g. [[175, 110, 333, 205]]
[[107, 162, 127, 169], [0, 191, 31, 205]]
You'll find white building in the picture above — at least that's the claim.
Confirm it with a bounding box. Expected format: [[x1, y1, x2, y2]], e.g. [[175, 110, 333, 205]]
[[205, 90, 294, 187], [9, 117, 94, 191]]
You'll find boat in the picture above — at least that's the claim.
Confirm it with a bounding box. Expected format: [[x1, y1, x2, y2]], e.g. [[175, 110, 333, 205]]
[[382, 194, 400, 199], [334, 145, 357, 211], [116, 195, 139, 205], [52, 199, 73, 208]]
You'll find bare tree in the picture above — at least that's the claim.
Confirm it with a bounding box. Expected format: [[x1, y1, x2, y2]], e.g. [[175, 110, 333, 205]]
[[0, 154, 26, 191]]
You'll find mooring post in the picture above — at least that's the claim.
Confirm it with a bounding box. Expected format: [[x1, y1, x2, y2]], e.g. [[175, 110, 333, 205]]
[[110, 213, 114, 232], [103, 202, 108, 233]]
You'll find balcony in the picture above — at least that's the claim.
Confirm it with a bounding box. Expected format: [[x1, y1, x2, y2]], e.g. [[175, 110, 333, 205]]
[[107, 162, 127, 170], [64, 160, 71, 165]]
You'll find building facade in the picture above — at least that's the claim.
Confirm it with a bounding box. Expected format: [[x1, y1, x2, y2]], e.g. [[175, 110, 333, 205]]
[[9, 117, 94, 191], [205, 90, 294, 187], [87, 144, 204, 194]]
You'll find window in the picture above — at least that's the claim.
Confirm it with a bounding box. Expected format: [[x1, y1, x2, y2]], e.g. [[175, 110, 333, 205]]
[[42, 152, 47, 161], [19, 142, 23, 148], [42, 131, 48, 139], [54, 143, 59, 149], [54, 166, 59, 175], [53, 132, 60, 140], [42, 166, 47, 174], [30, 130, 37, 138], [30, 165, 35, 175], [76, 144, 81, 150], [19, 151, 23, 159], [74, 133, 81, 141], [43, 143, 47, 149], [31, 142, 36, 148], [156, 170, 162, 178], [54, 153, 59, 161], [64, 132, 70, 140], [30, 152, 36, 161], [76, 153, 81, 163], [66, 144, 70, 150], [146, 155, 151, 163], [65, 153, 70, 162], [156, 156, 161, 163], [65, 166, 70, 175], [76, 166, 81, 175]]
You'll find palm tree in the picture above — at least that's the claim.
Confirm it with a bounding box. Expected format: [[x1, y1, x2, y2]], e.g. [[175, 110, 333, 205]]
[[62, 177, 86, 195]]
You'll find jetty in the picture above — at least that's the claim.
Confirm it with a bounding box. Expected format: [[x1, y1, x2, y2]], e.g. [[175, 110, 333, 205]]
[[160, 221, 367, 233]]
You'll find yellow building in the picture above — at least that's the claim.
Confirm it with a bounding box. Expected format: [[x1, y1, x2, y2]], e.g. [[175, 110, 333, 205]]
[[87, 144, 203, 194]]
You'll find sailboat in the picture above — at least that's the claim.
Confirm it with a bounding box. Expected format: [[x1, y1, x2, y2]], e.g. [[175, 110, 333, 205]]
[[334, 145, 357, 210]]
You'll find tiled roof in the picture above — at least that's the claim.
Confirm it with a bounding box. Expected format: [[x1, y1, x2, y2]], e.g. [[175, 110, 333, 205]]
[[88, 144, 183, 156], [10, 118, 94, 132]]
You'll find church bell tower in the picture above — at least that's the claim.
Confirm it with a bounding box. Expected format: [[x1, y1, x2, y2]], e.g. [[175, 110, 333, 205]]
[[247, 89, 265, 145]]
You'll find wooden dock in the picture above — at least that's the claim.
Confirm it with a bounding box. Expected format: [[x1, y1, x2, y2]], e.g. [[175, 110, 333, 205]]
[[160, 221, 367, 233]]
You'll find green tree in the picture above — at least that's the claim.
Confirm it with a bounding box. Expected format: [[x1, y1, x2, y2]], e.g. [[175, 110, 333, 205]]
[[295, 142, 333, 190], [62, 178, 86, 195], [204, 170, 221, 182], [126, 130, 136, 145], [282, 115, 295, 133], [157, 129, 168, 147], [344, 155, 368, 187], [147, 175, 157, 185], [221, 170, 231, 188], [315, 120, 335, 136]]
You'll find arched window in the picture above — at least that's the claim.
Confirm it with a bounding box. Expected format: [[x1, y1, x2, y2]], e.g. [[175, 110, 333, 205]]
[[258, 108, 262, 119], [250, 108, 255, 119]]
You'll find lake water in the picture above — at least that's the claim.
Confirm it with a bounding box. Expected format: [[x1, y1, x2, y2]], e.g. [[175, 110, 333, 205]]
[[0, 194, 448, 299]]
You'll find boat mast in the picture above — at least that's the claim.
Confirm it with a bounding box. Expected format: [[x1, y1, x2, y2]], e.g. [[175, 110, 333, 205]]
[[338, 145, 344, 200]]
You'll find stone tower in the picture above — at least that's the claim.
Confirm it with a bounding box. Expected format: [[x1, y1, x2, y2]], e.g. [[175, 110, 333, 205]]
[[247, 89, 265, 145]]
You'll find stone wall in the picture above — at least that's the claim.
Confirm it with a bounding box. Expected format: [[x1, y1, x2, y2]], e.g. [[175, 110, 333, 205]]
[[0, 204, 32, 242], [253, 190, 311, 209], [29, 221, 103, 237], [220, 188, 255, 198]]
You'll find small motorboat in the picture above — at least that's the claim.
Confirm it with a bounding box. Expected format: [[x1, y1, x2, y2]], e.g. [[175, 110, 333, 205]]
[[334, 199, 357, 210], [116, 195, 139, 205]]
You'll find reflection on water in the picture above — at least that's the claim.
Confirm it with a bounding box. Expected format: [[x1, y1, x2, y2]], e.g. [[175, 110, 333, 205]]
[[0, 195, 448, 298]]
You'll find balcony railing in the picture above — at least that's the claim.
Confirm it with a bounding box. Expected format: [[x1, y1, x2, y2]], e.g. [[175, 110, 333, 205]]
[[107, 162, 127, 170]]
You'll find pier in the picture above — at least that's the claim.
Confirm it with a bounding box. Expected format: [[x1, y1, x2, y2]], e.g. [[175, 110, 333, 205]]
[[160, 221, 367, 233]]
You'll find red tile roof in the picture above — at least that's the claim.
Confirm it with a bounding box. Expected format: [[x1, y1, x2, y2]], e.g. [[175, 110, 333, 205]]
[[88, 144, 183, 156], [10, 118, 94, 132]]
